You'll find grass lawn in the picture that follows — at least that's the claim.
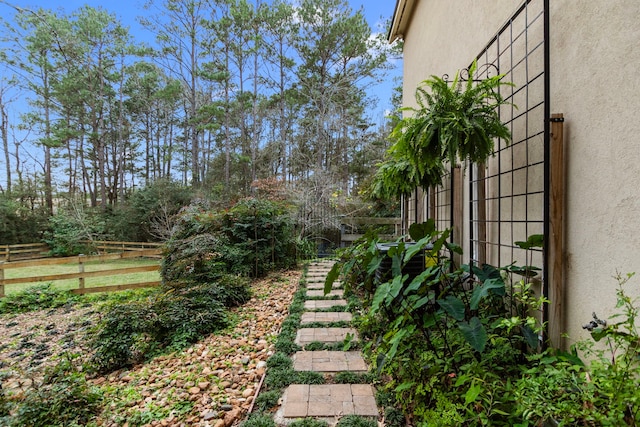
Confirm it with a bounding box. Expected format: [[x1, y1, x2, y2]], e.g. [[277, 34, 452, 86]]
[[2, 258, 161, 295]]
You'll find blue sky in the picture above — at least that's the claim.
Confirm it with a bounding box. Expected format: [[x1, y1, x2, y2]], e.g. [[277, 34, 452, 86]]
[[0, 0, 401, 186], [0, 0, 401, 121]]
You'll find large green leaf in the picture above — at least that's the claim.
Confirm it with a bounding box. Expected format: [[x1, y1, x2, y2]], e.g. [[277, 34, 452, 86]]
[[403, 266, 438, 296], [520, 324, 540, 349], [409, 219, 435, 241], [464, 382, 482, 405], [459, 316, 487, 353], [403, 235, 432, 263], [437, 295, 465, 321], [324, 262, 341, 295], [371, 282, 390, 312], [514, 234, 544, 250], [366, 253, 384, 276], [464, 263, 501, 282], [470, 277, 505, 310]]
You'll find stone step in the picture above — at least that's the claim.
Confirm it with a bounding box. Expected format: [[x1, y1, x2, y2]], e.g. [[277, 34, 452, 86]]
[[292, 351, 368, 373], [306, 282, 341, 290], [295, 327, 358, 346], [304, 300, 347, 310], [279, 384, 378, 420], [300, 312, 352, 325], [306, 290, 342, 298]]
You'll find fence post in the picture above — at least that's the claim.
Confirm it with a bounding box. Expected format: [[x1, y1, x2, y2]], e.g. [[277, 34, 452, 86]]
[[477, 164, 487, 265], [453, 166, 463, 266], [78, 254, 86, 290], [549, 113, 565, 349], [0, 261, 4, 297]]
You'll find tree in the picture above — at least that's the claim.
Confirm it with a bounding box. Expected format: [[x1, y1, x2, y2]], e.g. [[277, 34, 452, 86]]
[[292, 0, 388, 191], [140, 0, 211, 185]]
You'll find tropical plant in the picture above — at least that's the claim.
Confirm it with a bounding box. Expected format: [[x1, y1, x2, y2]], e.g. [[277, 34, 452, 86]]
[[326, 222, 546, 425], [514, 272, 640, 426], [372, 60, 513, 197]]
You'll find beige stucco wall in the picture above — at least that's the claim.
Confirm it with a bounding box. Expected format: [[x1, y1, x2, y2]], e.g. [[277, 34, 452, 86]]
[[549, 1, 640, 346], [402, 0, 518, 110], [398, 0, 640, 348]]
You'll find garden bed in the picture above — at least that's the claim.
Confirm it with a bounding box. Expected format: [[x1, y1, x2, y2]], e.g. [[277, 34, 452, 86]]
[[0, 270, 301, 426]]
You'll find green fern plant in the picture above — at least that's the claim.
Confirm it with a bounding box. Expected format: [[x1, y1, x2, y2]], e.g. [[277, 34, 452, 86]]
[[372, 60, 513, 197]]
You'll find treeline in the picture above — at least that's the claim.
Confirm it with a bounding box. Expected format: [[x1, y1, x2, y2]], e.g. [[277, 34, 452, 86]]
[[0, 0, 399, 216]]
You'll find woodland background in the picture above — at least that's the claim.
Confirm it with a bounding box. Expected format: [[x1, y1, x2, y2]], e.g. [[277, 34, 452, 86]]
[[0, 0, 401, 245]]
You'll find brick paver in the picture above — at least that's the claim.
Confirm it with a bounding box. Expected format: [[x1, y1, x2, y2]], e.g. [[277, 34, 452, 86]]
[[306, 290, 342, 298], [306, 281, 342, 290], [292, 351, 368, 372], [295, 327, 358, 346], [300, 311, 352, 324], [304, 300, 347, 310], [281, 384, 378, 418]]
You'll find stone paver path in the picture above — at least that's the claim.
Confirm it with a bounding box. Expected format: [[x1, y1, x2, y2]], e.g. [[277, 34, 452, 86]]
[[304, 300, 347, 310], [306, 281, 342, 290], [300, 312, 352, 324], [295, 327, 358, 346], [277, 261, 379, 425], [292, 351, 368, 373], [306, 290, 343, 298], [282, 384, 378, 418]]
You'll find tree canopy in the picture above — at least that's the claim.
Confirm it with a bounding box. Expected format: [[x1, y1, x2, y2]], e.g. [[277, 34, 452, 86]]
[[0, 0, 398, 211]]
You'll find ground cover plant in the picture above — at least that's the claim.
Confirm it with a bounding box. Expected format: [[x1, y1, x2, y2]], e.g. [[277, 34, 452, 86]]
[[1, 196, 308, 425], [326, 221, 640, 426], [92, 197, 301, 373], [0, 270, 301, 426]]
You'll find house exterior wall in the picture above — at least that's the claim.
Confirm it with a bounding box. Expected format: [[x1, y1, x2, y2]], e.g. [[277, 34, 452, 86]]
[[549, 1, 640, 347], [393, 0, 640, 348]]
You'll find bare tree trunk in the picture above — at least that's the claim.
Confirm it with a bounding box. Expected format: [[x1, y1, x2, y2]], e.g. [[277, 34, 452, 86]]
[[1, 98, 10, 194]]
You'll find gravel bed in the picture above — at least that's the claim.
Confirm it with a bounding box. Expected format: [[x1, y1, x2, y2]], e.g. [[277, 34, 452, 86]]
[[0, 270, 301, 427]]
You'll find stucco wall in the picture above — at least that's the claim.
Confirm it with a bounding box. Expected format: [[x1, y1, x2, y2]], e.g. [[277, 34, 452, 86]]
[[398, 0, 640, 348], [402, 0, 517, 110], [550, 0, 640, 346]]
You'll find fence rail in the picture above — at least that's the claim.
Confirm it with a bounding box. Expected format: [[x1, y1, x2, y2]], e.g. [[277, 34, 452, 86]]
[[0, 248, 162, 297], [87, 240, 164, 253], [340, 217, 401, 244], [0, 243, 49, 262]]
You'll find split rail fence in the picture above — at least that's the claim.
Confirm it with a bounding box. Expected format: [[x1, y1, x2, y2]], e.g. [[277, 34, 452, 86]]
[[340, 217, 402, 245], [0, 246, 163, 298]]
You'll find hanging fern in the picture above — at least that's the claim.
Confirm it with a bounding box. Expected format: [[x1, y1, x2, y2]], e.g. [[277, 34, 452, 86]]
[[372, 61, 513, 198]]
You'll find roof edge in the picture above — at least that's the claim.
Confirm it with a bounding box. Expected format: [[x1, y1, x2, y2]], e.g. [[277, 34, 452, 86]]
[[387, 0, 416, 43]]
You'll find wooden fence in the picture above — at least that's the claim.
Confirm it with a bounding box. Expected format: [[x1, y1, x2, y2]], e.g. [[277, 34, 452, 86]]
[[0, 243, 49, 262], [0, 248, 162, 297], [340, 217, 402, 244], [87, 240, 164, 258]]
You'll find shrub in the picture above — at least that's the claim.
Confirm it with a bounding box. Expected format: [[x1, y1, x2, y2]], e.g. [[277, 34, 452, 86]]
[[0, 283, 80, 314], [240, 413, 277, 427], [336, 415, 377, 427], [0, 194, 48, 244], [9, 353, 102, 426], [90, 278, 248, 373], [162, 198, 300, 282], [43, 203, 112, 256], [514, 273, 640, 425], [106, 178, 193, 242]]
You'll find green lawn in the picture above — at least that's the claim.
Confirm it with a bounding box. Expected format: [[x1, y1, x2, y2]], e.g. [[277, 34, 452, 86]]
[[2, 258, 161, 295]]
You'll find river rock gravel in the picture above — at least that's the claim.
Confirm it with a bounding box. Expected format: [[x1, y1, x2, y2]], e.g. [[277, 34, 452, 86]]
[[0, 269, 301, 427]]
